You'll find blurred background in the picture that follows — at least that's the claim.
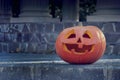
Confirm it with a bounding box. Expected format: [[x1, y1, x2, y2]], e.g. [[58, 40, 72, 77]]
[[0, 0, 120, 80], [0, 0, 120, 22]]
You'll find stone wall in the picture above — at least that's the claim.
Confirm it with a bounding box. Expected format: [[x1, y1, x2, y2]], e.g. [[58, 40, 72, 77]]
[[0, 22, 120, 55]]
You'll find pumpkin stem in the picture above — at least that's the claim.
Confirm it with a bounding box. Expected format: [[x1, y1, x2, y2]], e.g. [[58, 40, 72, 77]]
[[78, 22, 83, 27]]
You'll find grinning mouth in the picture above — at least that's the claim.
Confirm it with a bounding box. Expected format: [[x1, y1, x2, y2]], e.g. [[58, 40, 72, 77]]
[[65, 44, 94, 53]]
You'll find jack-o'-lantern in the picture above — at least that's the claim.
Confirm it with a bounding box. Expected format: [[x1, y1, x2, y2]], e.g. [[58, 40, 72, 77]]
[[55, 26, 106, 64]]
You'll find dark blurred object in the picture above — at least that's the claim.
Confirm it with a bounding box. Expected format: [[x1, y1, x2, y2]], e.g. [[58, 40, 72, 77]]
[[79, 0, 96, 21], [49, 0, 96, 21], [49, 0, 62, 21], [12, 0, 20, 17]]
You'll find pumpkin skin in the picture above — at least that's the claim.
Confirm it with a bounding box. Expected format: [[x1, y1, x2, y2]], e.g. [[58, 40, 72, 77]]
[[55, 26, 106, 64]]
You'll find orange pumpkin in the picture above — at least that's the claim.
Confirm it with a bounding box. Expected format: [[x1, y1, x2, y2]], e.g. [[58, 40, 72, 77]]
[[55, 26, 106, 64]]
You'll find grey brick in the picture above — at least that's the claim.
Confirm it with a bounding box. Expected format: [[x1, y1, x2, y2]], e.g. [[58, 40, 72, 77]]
[[45, 33, 58, 44], [0, 66, 32, 80], [46, 43, 55, 54], [28, 23, 37, 32], [82, 22, 101, 28], [54, 23, 64, 33], [8, 24, 23, 33], [27, 43, 37, 53], [36, 43, 47, 53], [105, 44, 114, 55], [113, 45, 120, 55], [41, 67, 73, 80], [115, 22, 120, 32], [22, 33, 31, 42], [2, 43, 9, 53], [29, 33, 40, 43], [45, 23, 54, 33], [4, 33, 31, 43], [0, 33, 4, 42], [39, 66, 105, 80], [4, 33, 17, 42], [17, 33, 22, 42], [47, 43, 55, 50], [102, 23, 115, 32], [26, 42, 48, 53], [34, 66, 42, 80], [72, 67, 104, 80], [0, 43, 2, 52], [19, 43, 28, 52], [108, 66, 120, 80], [117, 38, 120, 43], [8, 43, 19, 53], [104, 33, 120, 44], [22, 24, 31, 33], [0, 24, 9, 33], [15, 23, 37, 33], [35, 33, 42, 42], [64, 22, 74, 28], [0, 43, 9, 53], [36, 23, 45, 33], [9, 23, 24, 33], [40, 35, 47, 44], [30, 33, 46, 43]]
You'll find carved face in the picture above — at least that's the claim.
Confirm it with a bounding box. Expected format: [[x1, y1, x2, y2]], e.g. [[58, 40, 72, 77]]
[[63, 29, 94, 54], [56, 26, 106, 64]]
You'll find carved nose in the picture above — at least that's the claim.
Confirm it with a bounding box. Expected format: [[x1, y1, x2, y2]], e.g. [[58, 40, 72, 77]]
[[77, 38, 81, 43]]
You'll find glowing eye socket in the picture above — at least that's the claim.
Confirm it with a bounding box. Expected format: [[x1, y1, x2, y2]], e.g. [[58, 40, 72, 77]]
[[83, 33, 90, 38], [65, 29, 76, 39], [68, 34, 76, 38], [83, 30, 92, 39]]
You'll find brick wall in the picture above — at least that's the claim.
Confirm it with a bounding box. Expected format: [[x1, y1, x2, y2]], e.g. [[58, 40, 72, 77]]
[[0, 22, 120, 55]]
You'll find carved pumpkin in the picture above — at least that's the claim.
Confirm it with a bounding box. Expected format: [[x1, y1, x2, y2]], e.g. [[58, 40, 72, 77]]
[[55, 26, 106, 64]]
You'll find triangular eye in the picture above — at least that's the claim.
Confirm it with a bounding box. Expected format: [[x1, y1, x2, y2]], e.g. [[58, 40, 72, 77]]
[[83, 30, 92, 39], [68, 33, 76, 38], [65, 29, 76, 39], [83, 33, 90, 38]]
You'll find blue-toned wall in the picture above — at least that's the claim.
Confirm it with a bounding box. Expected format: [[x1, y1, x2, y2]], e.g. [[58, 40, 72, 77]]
[[0, 22, 120, 80], [0, 22, 120, 55]]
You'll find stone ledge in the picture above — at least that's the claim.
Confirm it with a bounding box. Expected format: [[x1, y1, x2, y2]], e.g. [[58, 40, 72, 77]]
[[11, 17, 60, 23], [0, 58, 119, 80], [0, 59, 120, 66], [87, 15, 120, 22], [0, 53, 119, 66]]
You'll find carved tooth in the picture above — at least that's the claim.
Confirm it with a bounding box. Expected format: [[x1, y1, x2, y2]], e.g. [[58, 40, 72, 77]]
[[71, 49, 75, 53], [85, 50, 88, 53], [78, 44, 83, 48]]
